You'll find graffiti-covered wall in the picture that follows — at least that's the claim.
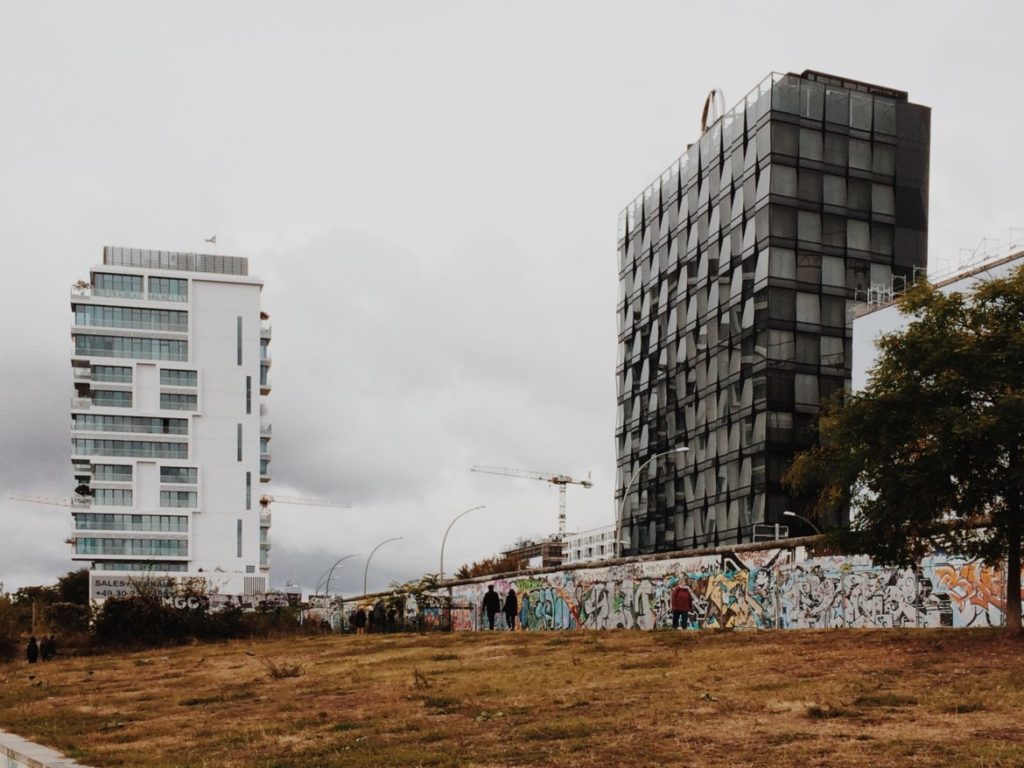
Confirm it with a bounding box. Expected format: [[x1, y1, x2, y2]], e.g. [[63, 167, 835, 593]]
[[337, 548, 1021, 632]]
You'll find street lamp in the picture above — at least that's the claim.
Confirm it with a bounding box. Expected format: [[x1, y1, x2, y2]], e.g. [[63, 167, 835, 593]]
[[440, 505, 486, 582], [783, 510, 822, 535], [363, 536, 403, 597], [318, 553, 358, 597], [616, 445, 689, 557]]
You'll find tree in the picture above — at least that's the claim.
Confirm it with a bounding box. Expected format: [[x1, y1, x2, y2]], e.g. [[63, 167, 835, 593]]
[[454, 554, 522, 580], [785, 267, 1024, 634]]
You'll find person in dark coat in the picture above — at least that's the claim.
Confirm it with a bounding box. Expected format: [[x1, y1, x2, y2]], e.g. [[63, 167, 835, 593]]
[[26, 637, 39, 664], [503, 588, 518, 631], [353, 607, 368, 635], [372, 600, 386, 633], [482, 585, 501, 630], [41, 635, 56, 662]]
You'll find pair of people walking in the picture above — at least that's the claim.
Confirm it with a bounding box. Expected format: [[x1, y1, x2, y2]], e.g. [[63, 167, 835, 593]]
[[482, 584, 518, 631], [26, 635, 57, 663]]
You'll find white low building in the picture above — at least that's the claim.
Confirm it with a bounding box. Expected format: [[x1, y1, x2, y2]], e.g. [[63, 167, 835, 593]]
[[70, 246, 271, 600], [564, 524, 617, 565], [852, 249, 1024, 391]]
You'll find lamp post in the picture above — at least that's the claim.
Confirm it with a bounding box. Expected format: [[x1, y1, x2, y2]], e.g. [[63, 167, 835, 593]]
[[319, 553, 358, 597], [440, 505, 486, 582], [783, 510, 822, 535], [363, 536, 403, 597], [616, 445, 689, 557]]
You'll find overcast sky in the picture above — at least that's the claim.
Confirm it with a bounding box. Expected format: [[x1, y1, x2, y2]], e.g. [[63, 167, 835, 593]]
[[2, 1, 1022, 596]]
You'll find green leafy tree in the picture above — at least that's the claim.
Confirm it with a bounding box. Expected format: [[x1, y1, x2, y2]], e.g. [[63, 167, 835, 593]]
[[454, 553, 522, 579], [785, 268, 1024, 634]]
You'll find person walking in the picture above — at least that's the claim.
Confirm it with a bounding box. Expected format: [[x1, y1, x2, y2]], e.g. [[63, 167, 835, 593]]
[[671, 580, 694, 629], [26, 637, 39, 664], [482, 584, 501, 630], [353, 606, 368, 635], [503, 588, 518, 631]]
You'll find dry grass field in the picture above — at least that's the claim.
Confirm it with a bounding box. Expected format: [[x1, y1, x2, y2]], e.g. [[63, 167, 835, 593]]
[[2, 629, 1023, 767]]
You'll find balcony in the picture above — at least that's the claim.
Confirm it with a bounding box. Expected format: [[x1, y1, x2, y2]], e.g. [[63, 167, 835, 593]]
[[259, 511, 272, 528], [72, 365, 91, 380], [260, 423, 272, 437], [71, 397, 92, 410], [260, 323, 272, 340], [260, 378, 271, 395]]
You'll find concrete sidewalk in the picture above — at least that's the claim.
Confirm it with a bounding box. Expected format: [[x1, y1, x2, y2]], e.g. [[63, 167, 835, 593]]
[[0, 728, 94, 768]]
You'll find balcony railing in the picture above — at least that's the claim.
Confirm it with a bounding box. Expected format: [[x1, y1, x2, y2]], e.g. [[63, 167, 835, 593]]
[[148, 292, 188, 302], [260, 324, 272, 339], [260, 424, 272, 437], [71, 397, 92, 409]]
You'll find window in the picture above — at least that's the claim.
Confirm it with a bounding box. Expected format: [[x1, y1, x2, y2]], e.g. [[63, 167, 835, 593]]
[[93, 489, 133, 506], [824, 134, 847, 167], [795, 374, 819, 405], [237, 423, 243, 462], [823, 175, 846, 207], [72, 439, 188, 459], [770, 166, 797, 197], [824, 88, 849, 125], [848, 179, 871, 213], [160, 369, 197, 387], [849, 140, 872, 171], [160, 393, 197, 411], [74, 305, 187, 332], [849, 93, 873, 131], [770, 123, 798, 157], [822, 256, 845, 287], [75, 538, 188, 556], [796, 293, 820, 324], [237, 519, 243, 558], [769, 249, 796, 280], [91, 390, 133, 408], [237, 316, 243, 365], [797, 212, 821, 243], [93, 464, 132, 482], [92, 366, 132, 383], [872, 184, 895, 216], [260, 437, 270, 454], [75, 514, 187, 532], [75, 335, 187, 361], [798, 169, 822, 204], [245, 472, 252, 510], [160, 491, 197, 508], [848, 220, 870, 251], [148, 277, 188, 301], [72, 415, 187, 435], [246, 376, 252, 415], [93, 273, 143, 298], [799, 129, 823, 161], [874, 99, 896, 134], [161, 467, 197, 484]]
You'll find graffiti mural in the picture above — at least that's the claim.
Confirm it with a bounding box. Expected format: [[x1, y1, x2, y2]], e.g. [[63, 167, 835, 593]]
[[333, 549, 1023, 633]]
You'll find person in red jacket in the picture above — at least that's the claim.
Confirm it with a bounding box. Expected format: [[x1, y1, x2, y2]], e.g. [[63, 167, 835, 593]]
[[670, 581, 694, 629]]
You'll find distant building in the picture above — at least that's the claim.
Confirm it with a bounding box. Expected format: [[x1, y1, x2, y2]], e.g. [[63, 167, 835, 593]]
[[564, 525, 617, 565], [70, 246, 272, 599], [616, 70, 930, 553], [501, 535, 564, 570], [852, 248, 1024, 391]]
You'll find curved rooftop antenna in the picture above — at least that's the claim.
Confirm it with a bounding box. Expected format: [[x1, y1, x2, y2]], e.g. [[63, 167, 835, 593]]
[[700, 89, 726, 133]]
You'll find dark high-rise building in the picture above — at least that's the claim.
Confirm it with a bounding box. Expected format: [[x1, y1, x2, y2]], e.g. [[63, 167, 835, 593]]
[[615, 71, 930, 555]]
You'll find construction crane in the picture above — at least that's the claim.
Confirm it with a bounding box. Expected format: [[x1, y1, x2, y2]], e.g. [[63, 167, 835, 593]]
[[9, 495, 88, 508], [470, 466, 593, 538], [258, 494, 351, 510]]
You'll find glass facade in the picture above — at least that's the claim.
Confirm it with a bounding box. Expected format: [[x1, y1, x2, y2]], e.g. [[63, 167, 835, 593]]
[[92, 365, 132, 383], [160, 466, 197, 484], [160, 369, 197, 387], [75, 334, 188, 361], [72, 439, 188, 459], [72, 414, 188, 435], [92, 273, 143, 299], [75, 538, 188, 556], [616, 71, 929, 554], [75, 513, 188, 532], [160, 490, 197, 508], [74, 304, 187, 332], [148, 276, 188, 302], [160, 393, 197, 411], [93, 464, 132, 481]]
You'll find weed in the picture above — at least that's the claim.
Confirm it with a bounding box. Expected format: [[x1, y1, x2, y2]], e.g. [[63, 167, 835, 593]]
[[942, 701, 987, 714], [333, 721, 361, 732], [423, 696, 460, 711], [259, 657, 303, 680], [519, 717, 596, 741], [412, 669, 431, 690], [852, 693, 918, 708], [430, 653, 458, 662]]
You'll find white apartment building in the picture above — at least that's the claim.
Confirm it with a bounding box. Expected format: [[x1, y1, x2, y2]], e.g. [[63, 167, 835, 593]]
[[564, 525, 617, 565], [70, 246, 271, 599], [851, 249, 1024, 391]]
